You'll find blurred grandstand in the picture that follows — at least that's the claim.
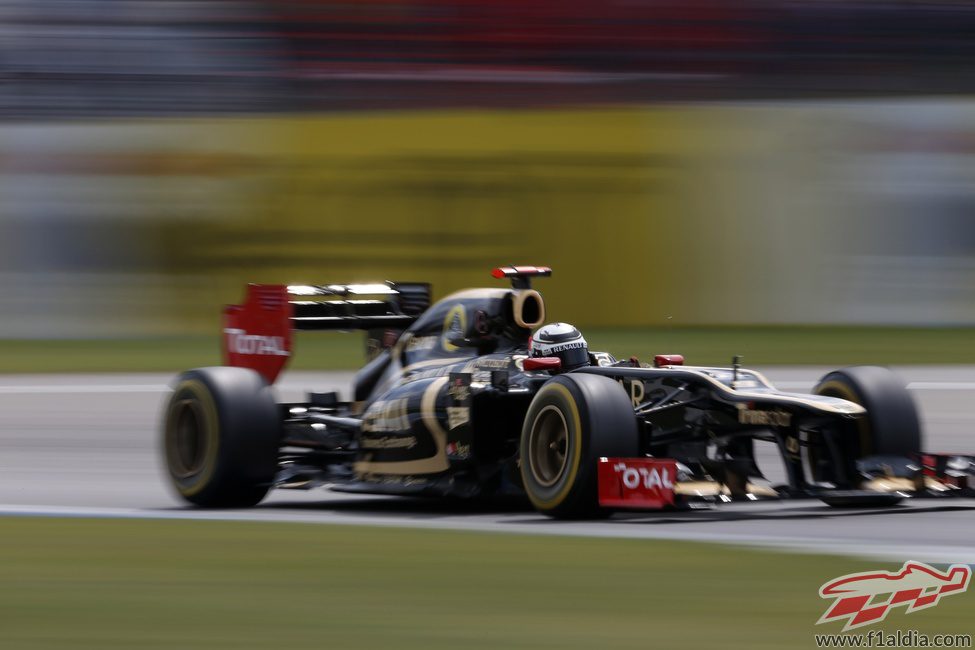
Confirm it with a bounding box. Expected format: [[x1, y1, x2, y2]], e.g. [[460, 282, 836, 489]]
[[2, 0, 975, 117]]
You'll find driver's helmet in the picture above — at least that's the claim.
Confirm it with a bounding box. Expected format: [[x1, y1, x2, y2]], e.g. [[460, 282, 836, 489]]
[[529, 323, 589, 370]]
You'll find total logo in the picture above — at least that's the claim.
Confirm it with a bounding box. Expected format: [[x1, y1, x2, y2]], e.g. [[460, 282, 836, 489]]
[[224, 328, 289, 356], [613, 461, 674, 490], [597, 457, 676, 509]]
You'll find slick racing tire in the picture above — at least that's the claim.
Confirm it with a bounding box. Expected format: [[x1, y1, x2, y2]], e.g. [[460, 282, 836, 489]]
[[811, 366, 922, 489], [163, 367, 281, 507], [520, 373, 639, 519]]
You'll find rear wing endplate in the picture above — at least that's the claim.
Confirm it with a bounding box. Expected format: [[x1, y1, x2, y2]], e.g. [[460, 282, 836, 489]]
[[223, 282, 430, 383]]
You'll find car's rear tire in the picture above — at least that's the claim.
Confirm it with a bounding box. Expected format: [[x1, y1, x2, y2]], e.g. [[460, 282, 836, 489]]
[[162, 367, 281, 507], [519, 373, 639, 519], [811, 366, 922, 491]]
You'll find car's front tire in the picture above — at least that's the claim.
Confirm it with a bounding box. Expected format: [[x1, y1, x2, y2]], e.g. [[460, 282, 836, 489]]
[[162, 367, 281, 507], [519, 373, 639, 519], [810, 366, 922, 492]]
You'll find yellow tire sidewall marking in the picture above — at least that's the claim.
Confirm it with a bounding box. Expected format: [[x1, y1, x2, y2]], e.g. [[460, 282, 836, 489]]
[[169, 379, 221, 497], [525, 382, 584, 510]]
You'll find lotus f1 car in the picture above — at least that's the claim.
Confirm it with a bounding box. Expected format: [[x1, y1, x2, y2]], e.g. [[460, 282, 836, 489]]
[[161, 266, 975, 518]]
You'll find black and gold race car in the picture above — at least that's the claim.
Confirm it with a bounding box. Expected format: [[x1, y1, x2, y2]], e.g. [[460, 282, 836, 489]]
[[162, 266, 971, 518]]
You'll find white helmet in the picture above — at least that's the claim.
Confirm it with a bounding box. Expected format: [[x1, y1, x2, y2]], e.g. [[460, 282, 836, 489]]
[[529, 323, 589, 370]]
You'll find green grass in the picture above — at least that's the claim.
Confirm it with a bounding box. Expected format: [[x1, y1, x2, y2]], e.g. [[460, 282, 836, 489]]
[[0, 518, 970, 650], [0, 333, 364, 374], [1, 326, 973, 373]]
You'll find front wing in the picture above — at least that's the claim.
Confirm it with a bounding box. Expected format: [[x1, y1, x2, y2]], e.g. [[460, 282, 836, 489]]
[[597, 454, 975, 510]]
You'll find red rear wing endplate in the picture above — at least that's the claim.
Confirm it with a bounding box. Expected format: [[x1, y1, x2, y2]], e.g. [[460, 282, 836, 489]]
[[223, 284, 292, 384]]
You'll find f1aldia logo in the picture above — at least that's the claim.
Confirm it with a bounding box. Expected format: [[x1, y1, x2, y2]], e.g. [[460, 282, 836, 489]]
[[817, 561, 971, 631]]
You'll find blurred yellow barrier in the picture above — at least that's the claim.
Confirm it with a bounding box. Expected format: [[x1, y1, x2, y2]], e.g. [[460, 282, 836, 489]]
[[8, 101, 971, 336], [157, 107, 748, 328]]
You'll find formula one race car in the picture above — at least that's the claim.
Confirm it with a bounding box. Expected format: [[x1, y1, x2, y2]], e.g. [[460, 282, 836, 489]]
[[161, 266, 974, 518]]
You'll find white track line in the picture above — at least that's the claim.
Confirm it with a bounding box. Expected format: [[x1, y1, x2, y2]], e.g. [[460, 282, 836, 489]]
[[767, 382, 975, 391], [908, 382, 975, 390], [0, 385, 170, 394], [0, 503, 973, 564]]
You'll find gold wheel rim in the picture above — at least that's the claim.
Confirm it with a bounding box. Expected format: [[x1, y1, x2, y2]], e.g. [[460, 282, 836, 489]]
[[168, 398, 209, 479], [528, 405, 569, 487]]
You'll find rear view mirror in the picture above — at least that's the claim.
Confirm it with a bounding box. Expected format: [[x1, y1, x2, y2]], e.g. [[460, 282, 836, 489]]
[[524, 357, 562, 371]]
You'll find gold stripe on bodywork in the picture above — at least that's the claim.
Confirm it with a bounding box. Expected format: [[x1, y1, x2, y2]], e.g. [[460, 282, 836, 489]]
[[813, 380, 871, 453], [861, 477, 951, 493], [354, 376, 450, 476], [369, 356, 458, 400], [673, 481, 778, 498], [648, 367, 867, 415]]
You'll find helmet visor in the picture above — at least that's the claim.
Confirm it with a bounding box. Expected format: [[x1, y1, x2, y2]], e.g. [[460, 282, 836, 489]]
[[558, 346, 590, 370]]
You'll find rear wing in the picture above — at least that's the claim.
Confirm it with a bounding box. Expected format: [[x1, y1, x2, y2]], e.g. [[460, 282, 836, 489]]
[[286, 282, 430, 330], [223, 282, 430, 383]]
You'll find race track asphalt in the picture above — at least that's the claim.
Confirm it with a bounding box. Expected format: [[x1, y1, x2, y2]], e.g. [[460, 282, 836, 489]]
[[1, 367, 973, 563]]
